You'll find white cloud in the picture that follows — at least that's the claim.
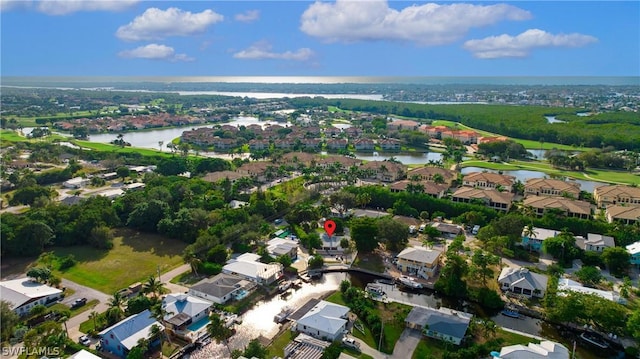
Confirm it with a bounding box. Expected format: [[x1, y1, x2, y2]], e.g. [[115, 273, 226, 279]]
[[463, 29, 598, 58], [118, 43, 194, 61], [116, 7, 223, 41], [1, 0, 138, 14], [300, 0, 531, 46], [233, 41, 314, 61], [235, 9, 259, 23]]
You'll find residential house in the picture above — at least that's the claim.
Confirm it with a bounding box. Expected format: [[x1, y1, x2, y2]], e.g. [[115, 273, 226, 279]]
[[462, 172, 515, 192], [523, 196, 592, 219], [524, 178, 581, 199], [575, 233, 615, 252], [388, 119, 419, 131], [451, 187, 514, 212], [498, 267, 549, 298], [521, 227, 560, 252], [291, 300, 350, 341], [379, 138, 401, 151], [0, 278, 63, 316], [405, 306, 472, 345], [301, 138, 321, 149], [497, 340, 569, 359], [325, 139, 348, 150], [316, 155, 362, 172], [557, 278, 623, 303], [98, 309, 164, 358], [594, 184, 640, 208], [236, 162, 271, 182], [267, 237, 298, 260], [344, 127, 362, 138], [389, 180, 448, 198], [60, 195, 84, 206], [360, 161, 406, 182], [222, 253, 283, 285], [248, 139, 269, 151], [161, 294, 212, 340], [407, 167, 457, 186], [189, 273, 255, 304], [626, 241, 640, 266], [68, 350, 101, 359], [430, 222, 463, 238], [323, 127, 342, 137], [280, 152, 317, 168], [283, 333, 330, 359], [274, 139, 294, 150], [605, 205, 640, 225], [212, 137, 238, 150], [353, 138, 375, 151], [396, 246, 442, 279], [63, 177, 89, 189]]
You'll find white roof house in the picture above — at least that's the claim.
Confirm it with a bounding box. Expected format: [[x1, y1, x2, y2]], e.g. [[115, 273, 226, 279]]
[[0, 278, 63, 315], [498, 267, 549, 298], [222, 253, 283, 284], [627, 241, 640, 256], [293, 300, 350, 341], [63, 177, 89, 189], [68, 350, 102, 359], [558, 278, 623, 303], [575, 233, 615, 252], [161, 293, 212, 330], [498, 340, 569, 359], [267, 237, 299, 258]]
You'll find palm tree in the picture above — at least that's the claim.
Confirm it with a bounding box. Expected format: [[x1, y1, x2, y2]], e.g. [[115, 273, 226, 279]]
[[184, 251, 201, 276], [150, 304, 173, 345], [58, 315, 69, 337], [523, 224, 537, 252], [107, 292, 125, 323], [150, 323, 164, 351], [207, 312, 234, 355], [143, 275, 166, 299], [89, 311, 99, 331]]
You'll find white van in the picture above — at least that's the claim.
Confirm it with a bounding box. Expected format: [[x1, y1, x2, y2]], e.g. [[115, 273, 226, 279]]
[[409, 225, 417, 234], [419, 224, 426, 233], [472, 225, 481, 235]]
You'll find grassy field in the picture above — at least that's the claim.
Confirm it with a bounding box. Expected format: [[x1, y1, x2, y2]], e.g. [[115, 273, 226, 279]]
[[266, 329, 298, 358], [460, 159, 640, 185], [43, 228, 187, 294], [431, 120, 589, 151], [71, 140, 173, 158]]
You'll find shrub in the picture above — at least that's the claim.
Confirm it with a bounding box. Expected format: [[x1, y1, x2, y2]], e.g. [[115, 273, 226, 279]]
[[58, 255, 77, 270], [198, 262, 222, 276]]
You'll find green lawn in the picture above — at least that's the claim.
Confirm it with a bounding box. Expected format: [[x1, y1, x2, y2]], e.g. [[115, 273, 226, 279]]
[[266, 329, 298, 358], [44, 228, 187, 294], [431, 120, 590, 151], [352, 253, 385, 273], [71, 140, 172, 158]]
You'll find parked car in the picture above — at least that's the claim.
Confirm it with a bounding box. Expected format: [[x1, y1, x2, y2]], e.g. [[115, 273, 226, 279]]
[[274, 218, 283, 225], [79, 335, 91, 346], [342, 336, 361, 352], [71, 298, 87, 309]]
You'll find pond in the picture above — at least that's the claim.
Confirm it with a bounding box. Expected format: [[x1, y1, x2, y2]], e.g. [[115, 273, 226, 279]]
[[353, 152, 443, 165], [460, 167, 605, 193]]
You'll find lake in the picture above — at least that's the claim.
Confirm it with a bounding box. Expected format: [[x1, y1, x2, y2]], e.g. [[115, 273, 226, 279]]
[[460, 167, 605, 192]]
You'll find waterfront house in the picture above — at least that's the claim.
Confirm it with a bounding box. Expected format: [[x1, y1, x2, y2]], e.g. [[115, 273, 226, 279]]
[[189, 273, 255, 304], [291, 300, 350, 341], [389, 180, 448, 198], [325, 138, 348, 150], [497, 340, 569, 359], [267, 237, 299, 260], [521, 227, 559, 252], [222, 253, 283, 285], [523, 195, 592, 219], [379, 138, 402, 151], [360, 161, 406, 182], [451, 187, 514, 212], [352, 138, 375, 151], [388, 119, 419, 131], [626, 241, 640, 266], [407, 167, 457, 185], [524, 178, 581, 199], [98, 309, 164, 358], [594, 184, 640, 208], [462, 172, 515, 192], [405, 306, 472, 345], [557, 278, 623, 303], [498, 267, 548, 298], [161, 294, 212, 340], [396, 246, 442, 279], [283, 333, 331, 359], [575, 233, 615, 252], [605, 205, 640, 225], [0, 278, 63, 316]]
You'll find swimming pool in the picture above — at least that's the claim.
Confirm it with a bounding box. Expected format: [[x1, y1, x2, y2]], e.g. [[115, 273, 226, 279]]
[[187, 318, 209, 332], [234, 289, 248, 300]]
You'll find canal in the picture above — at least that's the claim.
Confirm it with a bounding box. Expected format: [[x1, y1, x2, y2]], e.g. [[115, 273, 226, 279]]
[[186, 272, 617, 359]]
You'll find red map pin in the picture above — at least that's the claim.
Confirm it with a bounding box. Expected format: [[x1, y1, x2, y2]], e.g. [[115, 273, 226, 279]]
[[324, 220, 336, 237]]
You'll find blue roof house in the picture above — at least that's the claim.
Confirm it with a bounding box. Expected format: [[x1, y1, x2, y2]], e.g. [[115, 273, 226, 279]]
[[98, 309, 164, 358]]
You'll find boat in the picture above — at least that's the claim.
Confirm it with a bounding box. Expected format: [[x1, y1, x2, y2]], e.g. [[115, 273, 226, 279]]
[[223, 313, 238, 328], [580, 332, 610, 349], [500, 309, 521, 318], [365, 283, 386, 297], [274, 306, 294, 323], [397, 276, 423, 289]]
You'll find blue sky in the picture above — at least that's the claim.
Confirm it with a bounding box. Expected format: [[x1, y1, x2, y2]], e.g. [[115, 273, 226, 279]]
[[1, 1, 638, 77]]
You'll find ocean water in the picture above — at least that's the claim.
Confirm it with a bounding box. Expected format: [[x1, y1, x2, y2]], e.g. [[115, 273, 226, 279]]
[[2, 76, 639, 86]]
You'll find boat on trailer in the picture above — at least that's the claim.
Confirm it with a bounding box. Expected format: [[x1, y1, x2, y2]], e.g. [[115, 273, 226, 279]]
[[500, 309, 521, 318], [397, 276, 423, 289]]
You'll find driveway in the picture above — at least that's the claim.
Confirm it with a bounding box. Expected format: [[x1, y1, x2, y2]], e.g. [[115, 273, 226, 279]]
[[390, 328, 421, 359]]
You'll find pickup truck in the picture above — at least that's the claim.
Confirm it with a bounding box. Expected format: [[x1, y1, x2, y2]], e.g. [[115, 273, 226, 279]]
[[71, 298, 87, 309]]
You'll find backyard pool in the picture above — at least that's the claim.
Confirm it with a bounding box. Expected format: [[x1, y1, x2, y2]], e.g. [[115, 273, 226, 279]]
[[187, 318, 209, 332]]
